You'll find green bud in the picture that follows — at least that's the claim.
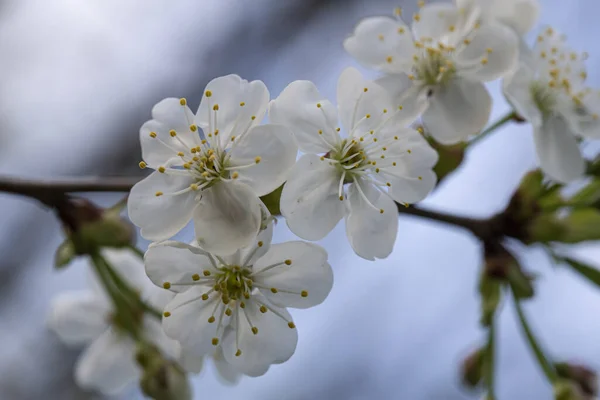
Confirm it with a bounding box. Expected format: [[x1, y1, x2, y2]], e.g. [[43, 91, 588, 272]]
[[557, 208, 600, 243], [567, 179, 600, 208], [518, 169, 546, 206], [260, 184, 283, 216], [425, 136, 466, 183], [526, 213, 566, 244], [554, 379, 585, 400], [555, 363, 598, 397], [54, 239, 76, 269], [137, 343, 192, 400], [74, 214, 135, 251], [461, 347, 485, 387]]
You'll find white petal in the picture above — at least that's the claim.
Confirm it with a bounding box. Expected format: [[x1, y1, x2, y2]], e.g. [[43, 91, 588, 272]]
[[423, 79, 492, 144], [269, 80, 341, 154], [383, 166, 437, 204], [163, 285, 224, 355], [534, 116, 585, 183], [139, 98, 199, 168], [144, 316, 180, 360], [222, 294, 297, 376], [456, 22, 519, 82], [345, 181, 398, 260], [195, 75, 269, 148], [212, 345, 242, 384], [128, 171, 196, 241], [374, 75, 429, 124], [228, 124, 297, 196], [75, 329, 138, 395], [238, 220, 274, 268], [344, 17, 413, 73], [380, 127, 439, 169], [413, 3, 465, 45], [194, 181, 262, 256], [47, 292, 109, 346], [253, 242, 332, 308], [502, 64, 542, 126], [145, 241, 216, 293], [336, 67, 395, 134], [487, 0, 540, 35], [280, 154, 344, 240], [101, 248, 148, 291]]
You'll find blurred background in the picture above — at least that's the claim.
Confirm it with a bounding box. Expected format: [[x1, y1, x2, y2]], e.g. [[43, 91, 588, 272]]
[[1, 0, 600, 399]]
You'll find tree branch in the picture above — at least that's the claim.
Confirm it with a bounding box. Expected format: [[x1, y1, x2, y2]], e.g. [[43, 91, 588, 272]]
[[0, 175, 138, 207]]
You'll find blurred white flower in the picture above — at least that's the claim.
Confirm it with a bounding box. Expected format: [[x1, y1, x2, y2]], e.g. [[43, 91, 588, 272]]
[[344, 2, 519, 144], [455, 0, 540, 36], [180, 346, 242, 385], [128, 75, 298, 255], [47, 249, 178, 395], [269, 67, 438, 260], [144, 222, 333, 377], [504, 26, 600, 183]]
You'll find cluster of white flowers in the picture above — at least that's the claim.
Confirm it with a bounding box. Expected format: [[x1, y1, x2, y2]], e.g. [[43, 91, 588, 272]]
[[47, 0, 600, 396]]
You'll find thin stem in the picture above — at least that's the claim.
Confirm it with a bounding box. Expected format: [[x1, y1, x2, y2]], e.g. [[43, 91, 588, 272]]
[[128, 245, 145, 259], [485, 318, 497, 400], [513, 293, 558, 383], [396, 203, 496, 240], [470, 111, 519, 146]]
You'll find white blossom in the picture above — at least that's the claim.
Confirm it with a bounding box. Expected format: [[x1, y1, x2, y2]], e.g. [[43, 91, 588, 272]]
[[504, 27, 599, 183], [269, 67, 438, 260], [47, 249, 178, 395], [144, 222, 333, 377], [128, 75, 298, 255], [344, 2, 519, 144]]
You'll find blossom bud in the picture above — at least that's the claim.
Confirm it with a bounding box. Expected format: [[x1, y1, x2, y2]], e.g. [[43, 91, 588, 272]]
[[556, 209, 600, 243], [137, 343, 192, 400], [54, 239, 76, 269], [566, 179, 600, 208], [484, 244, 534, 299], [555, 363, 598, 398], [260, 184, 283, 216], [553, 379, 586, 400], [425, 136, 466, 183], [60, 198, 135, 255], [526, 213, 566, 244], [461, 347, 485, 387]]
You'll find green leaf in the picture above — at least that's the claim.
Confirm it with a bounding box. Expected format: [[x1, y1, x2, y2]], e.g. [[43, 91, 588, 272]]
[[562, 256, 600, 287], [260, 184, 284, 216], [54, 239, 76, 269], [567, 179, 600, 207]]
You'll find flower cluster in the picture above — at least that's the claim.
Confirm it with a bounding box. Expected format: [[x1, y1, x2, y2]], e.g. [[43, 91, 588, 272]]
[[46, 0, 600, 397]]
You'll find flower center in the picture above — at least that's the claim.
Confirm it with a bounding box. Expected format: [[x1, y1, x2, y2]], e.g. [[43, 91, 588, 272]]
[[530, 80, 558, 117], [185, 146, 231, 188], [412, 46, 457, 86], [213, 265, 253, 303], [330, 139, 369, 177]]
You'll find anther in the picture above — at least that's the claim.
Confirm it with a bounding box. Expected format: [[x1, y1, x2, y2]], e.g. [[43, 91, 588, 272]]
[[225, 308, 232, 316], [158, 166, 166, 173], [366, 114, 371, 118], [208, 316, 215, 323], [190, 184, 199, 191], [163, 282, 171, 289], [240, 102, 245, 107], [235, 349, 242, 357], [179, 98, 187, 106], [285, 259, 292, 265], [201, 293, 209, 300], [258, 241, 264, 247], [301, 290, 308, 297], [363, 87, 368, 92], [138, 161, 147, 169], [339, 195, 344, 201], [418, 176, 423, 180], [212, 338, 219, 346], [213, 104, 219, 111], [232, 172, 239, 179], [240, 302, 246, 308], [260, 305, 267, 313], [378, 34, 384, 41], [205, 90, 212, 97], [155, 191, 164, 197], [169, 130, 177, 137], [163, 311, 171, 318], [251, 115, 256, 120], [270, 288, 278, 293], [386, 56, 393, 64], [255, 156, 262, 164], [316, 103, 322, 108], [149, 132, 157, 138], [251, 327, 258, 335], [192, 273, 200, 281], [288, 322, 296, 329], [203, 270, 211, 276], [380, 209, 384, 214]]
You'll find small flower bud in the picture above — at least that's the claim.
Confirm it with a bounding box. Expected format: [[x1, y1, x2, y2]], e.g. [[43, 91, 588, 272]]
[[137, 343, 192, 400], [54, 239, 75, 269], [553, 379, 586, 400], [526, 213, 566, 244], [461, 347, 485, 388], [555, 363, 598, 398], [556, 209, 600, 243]]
